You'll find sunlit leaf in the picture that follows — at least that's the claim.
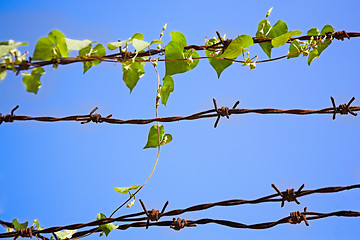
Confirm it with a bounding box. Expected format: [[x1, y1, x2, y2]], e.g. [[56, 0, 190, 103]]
[[65, 38, 92, 53], [22, 67, 45, 94], [97, 213, 118, 237], [132, 39, 150, 52], [0, 40, 28, 58], [320, 24, 334, 35], [257, 19, 288, 58], [160, 75, 174, 106], [114, 185, 141, 194], [271, 30, 302, 47], [12, 219, 28, 230], [55, 230, 77, 239], [288, 39, 302, 59], [170, 31, 187, 49], [307, 28, 320, 36], [308, 48, 319, 65], [122, 59, 145, 92], [221, 35, 253, 59]]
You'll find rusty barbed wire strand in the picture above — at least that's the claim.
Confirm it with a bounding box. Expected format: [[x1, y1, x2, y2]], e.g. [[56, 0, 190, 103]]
[[0, 97, 358, 127], [1, 31, 358, 72], [1, 183, 359, 239], [1, 209, 359, 239]]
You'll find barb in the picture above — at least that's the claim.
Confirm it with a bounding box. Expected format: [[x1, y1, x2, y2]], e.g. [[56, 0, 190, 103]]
[[1, 183, 359, 239], [1, 97, 358, 126], [271, 184, 304, 207]]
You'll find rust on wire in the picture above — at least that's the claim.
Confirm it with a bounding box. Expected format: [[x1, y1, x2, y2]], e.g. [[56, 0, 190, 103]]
[[213, 98, 240, 128], [289, 207, 309, 226], [139, 199, 169, 229], [0, 105, 18, 125], [330, 96, 357, 120], [1, 183, 359, 239], [271, 184, 305, 207], [170, 218, 196, 231], [1, 97, 358, 126]]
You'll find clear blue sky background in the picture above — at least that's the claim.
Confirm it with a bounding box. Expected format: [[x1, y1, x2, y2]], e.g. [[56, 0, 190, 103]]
[[1, 1, 360, 239]]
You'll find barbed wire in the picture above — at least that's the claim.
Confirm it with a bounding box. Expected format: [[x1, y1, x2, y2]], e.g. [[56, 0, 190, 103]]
[[0, 97, 358, 128], [1, 183, 359, 239], [2, 30, 358, 72]]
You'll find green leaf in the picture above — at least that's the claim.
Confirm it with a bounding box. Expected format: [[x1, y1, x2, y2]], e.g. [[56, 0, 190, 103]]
[[0, 69, 6, 81], [107, 33, 144, 50], [271, 30, 302, 47], [288, 39, 302, 59], [308, 48, 319, 65], [80, 43, 106, 73], [165, 43, 199, 75], [160, 75, 174, 106], [307, 28, 320, 36], [114, 185, 141, 194], [12, 219, 28, 230], [161, 134, 173, 145], [33, 30, 68, 60], [54, 230, 77, 239], [32, 37, 54, 60], [170, 31, 187, 49], [48, 30, 68, 57], [132, 39, 150, 52], [33, 219, 43, 230], [270, 20, 288, 37], [144, 124, 165, 149], [65, 38, 92, 53], [221, 35, 253, 59], [22, 67, 45, 94], [131, 33, 144, 40], [320, 24, 334, 34], [0, 40, 28, 58], [256, 19, 288, 58], [205, 48, 232, 78], [97, 213, 118, 237], [150, 40, 162, 45], [107, 40, 128, 50], [122, 59, 145, 92]]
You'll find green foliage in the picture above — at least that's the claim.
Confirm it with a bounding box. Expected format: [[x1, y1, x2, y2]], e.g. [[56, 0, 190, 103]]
[[287, 39, 302, 59], [205, 37, 232, 78], [107, 33, 144, 50], [79, 43, 106, 73], [33, 219, 43, 230], [271, 30, 302, 47], [33, 30, 68, 60], [221, 35, 253, 58], [65, 38, 92, 53], [96, 213, 118, 237], [54, 230, 77, 239], [22, 67, 45, 94], [306, 24, 334, 65], [144, 124, 173, 149], [122, 57, 146, 92], [0, 40, 28, 58], [256, 19, 288, 58], [165, 31, 199, 76], [114, 185, 140, 194], [160, 75, 174, 106], [12, 219, 28, 230]]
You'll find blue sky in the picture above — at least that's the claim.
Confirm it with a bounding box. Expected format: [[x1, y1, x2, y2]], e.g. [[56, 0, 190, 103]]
[[1, 1, 360, 240]]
